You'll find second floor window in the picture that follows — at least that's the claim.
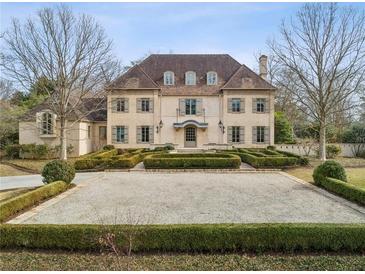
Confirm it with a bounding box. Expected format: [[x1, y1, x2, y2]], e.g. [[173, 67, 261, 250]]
[[185, 99, 197, 115], [256, 98, 266, 113], [141, 99, 150, 112], [41, 112, 53, 135], [117, 99, 126, 112], [185, 71, 196, 85], [164, 71, 174, 85], [232, 99, 241, 112]]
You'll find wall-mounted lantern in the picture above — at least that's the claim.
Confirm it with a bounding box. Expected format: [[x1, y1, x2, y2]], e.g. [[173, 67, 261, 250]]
[[156, 120, 163, 133], [218, 120, 225, 134]]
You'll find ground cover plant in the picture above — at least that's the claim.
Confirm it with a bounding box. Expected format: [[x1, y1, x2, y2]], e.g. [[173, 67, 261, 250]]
[[143, 153, 241, 169], [1, 250, 365, 271]]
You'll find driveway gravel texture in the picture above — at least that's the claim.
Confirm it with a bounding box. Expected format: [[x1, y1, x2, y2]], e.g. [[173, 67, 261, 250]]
[[9, 172, 365, 224]]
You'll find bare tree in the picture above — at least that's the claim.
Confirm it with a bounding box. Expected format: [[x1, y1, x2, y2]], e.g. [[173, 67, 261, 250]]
[[268, 3, 365, 160], [1, 5, 121, 160]]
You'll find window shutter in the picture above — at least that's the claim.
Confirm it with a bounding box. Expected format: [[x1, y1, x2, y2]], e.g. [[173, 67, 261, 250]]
[[136, 126, 142, 143], [264, 126, 270, 144], [264, 98, 269, 113], [112, 126, 117, 143], [239, 127, 245, 144], [137, 99, 142, 113], [227, 126, 233, 144], [252, 126, 257, 144], [149, 99, 154, 113], [179, 99, 185, 116], [111, 99, 117, 113], [252, 98, 257, 113], [36, 112, 42, 135], [149, 126, 154, 144], [124, 126, 129, 144], [228, 98, 233, 113], [240, 98, 245, 113], [196, 98, 203, 115], [124, 99, 129, 113]]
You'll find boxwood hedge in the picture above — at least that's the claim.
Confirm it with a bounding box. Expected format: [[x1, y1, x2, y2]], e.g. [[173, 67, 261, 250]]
[[0, 181, 71, 223], [143, 153, 241, 169], [0, 223, 364, 252]]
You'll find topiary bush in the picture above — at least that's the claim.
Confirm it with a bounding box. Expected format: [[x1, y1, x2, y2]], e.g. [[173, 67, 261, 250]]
[[313, 160, 347, 185], [42, 160, 75, 184], [103, 145, 115, 150], [5, 144, 21, 159], [326, 144, 341, 159]]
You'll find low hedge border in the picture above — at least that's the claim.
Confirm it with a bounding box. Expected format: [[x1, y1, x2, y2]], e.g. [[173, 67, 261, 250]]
[[143, 153, 241, 169], [0, 223, 364, 252], [0, 181, 71, 223], [318, 177, 365, 206]]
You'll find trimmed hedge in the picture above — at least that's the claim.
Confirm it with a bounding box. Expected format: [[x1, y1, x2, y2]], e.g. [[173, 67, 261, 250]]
[[0, 181, 70, 223], [0, 223, 364, 252], [313, 160, 347, 184], [144, 153, 241, 169], [93, 149, 118, 159], [234, 152, 298, 168], [318, 177, 365, 206]]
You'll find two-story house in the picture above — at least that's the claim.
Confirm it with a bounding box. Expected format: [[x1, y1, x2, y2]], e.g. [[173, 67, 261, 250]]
[[18, 54, 275, 156]]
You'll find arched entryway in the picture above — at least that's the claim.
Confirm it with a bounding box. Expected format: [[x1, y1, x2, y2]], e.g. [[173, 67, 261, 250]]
[[184, 126, 197, 147]]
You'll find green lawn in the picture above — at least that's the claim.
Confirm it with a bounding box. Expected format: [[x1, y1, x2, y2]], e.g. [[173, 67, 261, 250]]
[[286, 167, 365, 189], [1, 251, 364, 271]]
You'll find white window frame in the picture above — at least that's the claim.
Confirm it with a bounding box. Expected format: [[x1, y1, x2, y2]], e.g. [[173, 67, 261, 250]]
[[256, 126, 265, 143], [185, 99, 197, 115], [164, 71, 174, 85], [232, 126, 241, 143], [116, 99, 126, 112], [116, 126, 126, 143], [185, 71, 196, 85], [207, 71, 218, 85], [256, 98, 266, 113], [232, 99, 241, 112], [141, 98, 150, 112], [141, 126, 150, 143], [41, 112, 54, 135]]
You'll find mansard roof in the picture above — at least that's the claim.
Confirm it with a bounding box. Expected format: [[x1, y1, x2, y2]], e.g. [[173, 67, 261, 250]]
[[108, 54, 275, 95]]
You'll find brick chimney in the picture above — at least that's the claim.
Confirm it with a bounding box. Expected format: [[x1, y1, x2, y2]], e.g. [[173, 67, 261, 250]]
[[259, 55, 268, 80]]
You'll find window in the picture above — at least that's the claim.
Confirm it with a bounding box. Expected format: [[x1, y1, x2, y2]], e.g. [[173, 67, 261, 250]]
[[141, 99, 150, 112], [99, 126, 107, 139], [116, 126, 126, 143], [185, 71, 196, 85], [164, 71, 174, 85], [256, 126, 265, 143], [41, 112, 53, 135], [116, 99, 126, 112], [232, 126, 240, 143], [256, 98, 266, 113], [207, 71, 217, 85], [185, 99, 197, 115], [232, 99, 241, 112], [87, 126, 91, 139], [141, 126, 150, 143]]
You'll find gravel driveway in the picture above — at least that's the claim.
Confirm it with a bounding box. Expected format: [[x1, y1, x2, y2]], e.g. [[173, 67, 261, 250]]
[[9, 172, 365, 224]]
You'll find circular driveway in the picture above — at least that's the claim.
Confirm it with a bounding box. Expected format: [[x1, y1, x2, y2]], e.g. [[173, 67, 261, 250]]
[[9, 172, 365, 224]]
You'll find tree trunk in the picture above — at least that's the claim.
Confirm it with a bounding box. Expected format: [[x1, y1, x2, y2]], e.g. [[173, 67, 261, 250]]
[[319, 120, 326, 161], [60, 117, 67, 160]]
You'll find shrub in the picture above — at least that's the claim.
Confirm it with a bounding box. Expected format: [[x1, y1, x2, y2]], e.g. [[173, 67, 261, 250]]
[[0, 223, 364, 252], [319, 177, 365, 205], [313, 161, 347, 185], [326, 144, 341, 159], [267, 145, 276, 151], [0, 181, 70, 222], [53, 144, 74, 157], [237, 153, 298, 168], [144, 153, 241, 169], [103, 145, 115, 150], [164, 144, 175, 150], [5, 144, 21, 159], [33, 144, 50, 159], [42, 160, 75, 184], [74, 159, 101, 170], [20, 143, 36, 159], [94, 149, 118, 159]]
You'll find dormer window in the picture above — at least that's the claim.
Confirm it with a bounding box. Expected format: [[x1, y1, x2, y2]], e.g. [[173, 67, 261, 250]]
[[164, 71, 174, 85], [207, 71, 217, 85], [185, 71, 196, 85]]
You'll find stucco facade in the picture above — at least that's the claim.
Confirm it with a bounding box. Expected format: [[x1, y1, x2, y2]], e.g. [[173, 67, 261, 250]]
[[19, 54, 275, 155]]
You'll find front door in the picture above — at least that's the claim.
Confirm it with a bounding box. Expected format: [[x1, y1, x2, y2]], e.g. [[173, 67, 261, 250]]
[[185, 127, 197, 147]]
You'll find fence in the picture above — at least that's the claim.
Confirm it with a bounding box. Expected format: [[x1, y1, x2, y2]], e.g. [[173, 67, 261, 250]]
[[275, 143, 364, 157]]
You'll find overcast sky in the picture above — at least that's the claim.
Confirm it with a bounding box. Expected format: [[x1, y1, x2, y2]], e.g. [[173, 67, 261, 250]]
[[1, 2, 364, 69]]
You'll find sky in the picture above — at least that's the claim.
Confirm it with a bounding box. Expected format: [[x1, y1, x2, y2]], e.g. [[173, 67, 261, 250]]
[[1, 2, 364, 69]]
